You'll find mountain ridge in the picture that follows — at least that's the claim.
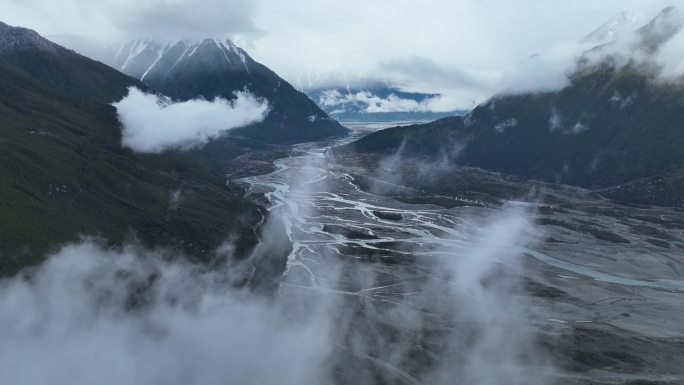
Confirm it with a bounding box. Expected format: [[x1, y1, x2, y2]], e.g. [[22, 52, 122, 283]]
[[0, 22, 270, 274], [58, 36, 349, 143], [341, 8, 684, 207]]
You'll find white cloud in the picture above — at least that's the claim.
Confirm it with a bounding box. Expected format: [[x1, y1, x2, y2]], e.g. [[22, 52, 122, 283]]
[[497, 43, 585, 95], [495, 118, 519, 133], [571, 122, 589, 134], [649, 9, 684, 81], [247, 0, 674, 107], [496, 5, 684, 97], [113, 87, 268, 153]]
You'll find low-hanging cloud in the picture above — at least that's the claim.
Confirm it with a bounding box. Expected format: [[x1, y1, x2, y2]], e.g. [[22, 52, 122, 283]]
[[113, 87, 269, 153], [0, 211, 549, 385], [499, 6, 684, 96], [319, 89, 462, 114], [573, 6, 684, 81], [497, 45, 581, 94], [0, 241, 332, 385]]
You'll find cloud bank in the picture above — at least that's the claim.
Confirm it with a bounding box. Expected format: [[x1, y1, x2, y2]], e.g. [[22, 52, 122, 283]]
[[499, 6, 684, 96], [113, 87, 268, 153], [311, 6, 684, 114], [497, 46, 582, 94], [6, 0, 681, 112], [0, 208, 548, 385]]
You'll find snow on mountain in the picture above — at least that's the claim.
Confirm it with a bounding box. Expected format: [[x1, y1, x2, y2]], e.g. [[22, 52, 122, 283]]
[[579, 7, 683, 53], [62, 36, 348, 142], [76, 38, 255, 81], [581, 11, 637, 45], [295, 71, 390, 94]]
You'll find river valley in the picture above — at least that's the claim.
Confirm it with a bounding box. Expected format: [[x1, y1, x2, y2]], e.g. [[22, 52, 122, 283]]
[[239, 130, 684, 385]]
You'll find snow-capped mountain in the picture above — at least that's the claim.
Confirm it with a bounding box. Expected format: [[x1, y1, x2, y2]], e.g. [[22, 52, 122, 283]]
[[580, 7, 683, 52], [91, 39, 254, 82], [307, 87, 464, 122], [347, 6, 684, 207], [59, 36, 462, 124], [58, 37, 347, 143]]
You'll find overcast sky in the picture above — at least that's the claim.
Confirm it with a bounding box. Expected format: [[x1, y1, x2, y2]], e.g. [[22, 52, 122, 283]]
[[4, 0, 676, 109]]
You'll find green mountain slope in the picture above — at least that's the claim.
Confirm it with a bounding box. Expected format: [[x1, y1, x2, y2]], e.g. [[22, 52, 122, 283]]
[[343, 62, 684, 207], [0, 22, 145, 103], [0, 22, 264, 274]]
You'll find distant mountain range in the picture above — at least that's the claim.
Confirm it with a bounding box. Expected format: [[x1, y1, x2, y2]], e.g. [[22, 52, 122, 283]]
[[341, 7, 684, 207], [307, 87, 464, 123], [294, 73, 464, 122], [57, 36, 348, 143]]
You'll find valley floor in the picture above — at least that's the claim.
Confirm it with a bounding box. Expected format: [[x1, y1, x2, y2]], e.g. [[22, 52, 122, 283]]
[[239, 131, 684, 384], [2, 128, 682, 385]]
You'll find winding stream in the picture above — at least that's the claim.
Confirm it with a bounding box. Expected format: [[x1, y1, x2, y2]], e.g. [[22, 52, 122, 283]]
[[240, 138, 684, 294]]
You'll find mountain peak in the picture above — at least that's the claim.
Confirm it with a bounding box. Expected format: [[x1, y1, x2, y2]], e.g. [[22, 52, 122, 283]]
[[637, 6, 682, 52], [98, 37, 253, 80], [54, 33, 347, 143], [0, 20, 57, 54], [581, 11, 637, 45]]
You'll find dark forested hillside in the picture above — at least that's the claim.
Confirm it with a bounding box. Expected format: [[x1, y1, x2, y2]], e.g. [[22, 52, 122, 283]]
[[343, 62, 684, 207], [0, 22, 265, 274]]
